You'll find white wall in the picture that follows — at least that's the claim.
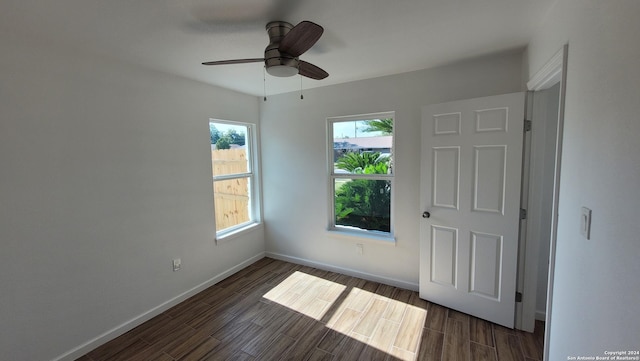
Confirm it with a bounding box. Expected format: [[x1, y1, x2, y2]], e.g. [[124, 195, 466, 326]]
[[0, 31, 264, 360], [527, 0, 640, 357], [260, 51, 523, 288]]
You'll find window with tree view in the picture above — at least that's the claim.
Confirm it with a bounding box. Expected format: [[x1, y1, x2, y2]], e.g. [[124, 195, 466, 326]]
[[210, 120, 258, 237], [328, 113, 394, 236]]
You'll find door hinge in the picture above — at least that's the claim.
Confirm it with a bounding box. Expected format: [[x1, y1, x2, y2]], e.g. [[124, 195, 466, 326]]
[[520, 208, 527, 220], [516, 292, 523, 303], [524, 120, 532, 132]]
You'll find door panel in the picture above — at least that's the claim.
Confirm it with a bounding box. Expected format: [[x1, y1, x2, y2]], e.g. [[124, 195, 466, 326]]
[[432, 147, 460, 209], [469, 231, 502, 300], [473, 145, 506, 214], [430, 225, 458, 287], [420, 92, 525, 328]]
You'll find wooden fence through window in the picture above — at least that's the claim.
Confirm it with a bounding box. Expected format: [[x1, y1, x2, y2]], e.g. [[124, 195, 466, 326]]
[[212, 148, 250, 231]]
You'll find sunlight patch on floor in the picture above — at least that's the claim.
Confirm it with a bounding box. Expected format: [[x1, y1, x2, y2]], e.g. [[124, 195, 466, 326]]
[[262, 271, 427, 361], [263, 271, 346, 320]]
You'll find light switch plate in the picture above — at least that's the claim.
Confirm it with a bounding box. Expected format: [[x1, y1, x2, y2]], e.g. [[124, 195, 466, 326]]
[[580, 207, 591, 240]]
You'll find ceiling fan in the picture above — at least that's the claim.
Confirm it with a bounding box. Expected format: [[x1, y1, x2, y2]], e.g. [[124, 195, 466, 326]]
[[202, 20, 329, 80]]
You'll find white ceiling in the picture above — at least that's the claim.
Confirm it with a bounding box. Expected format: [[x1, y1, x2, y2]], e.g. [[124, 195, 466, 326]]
[[1, 0, 556, 96]]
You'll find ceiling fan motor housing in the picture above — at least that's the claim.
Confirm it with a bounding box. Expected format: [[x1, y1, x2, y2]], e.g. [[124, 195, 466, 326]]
[[264, 21, 299, 77]]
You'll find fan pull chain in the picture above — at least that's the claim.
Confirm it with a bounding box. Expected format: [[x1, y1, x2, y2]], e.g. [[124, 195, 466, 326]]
[[300, 75, 304, 100], [263, 67, 267, 102]]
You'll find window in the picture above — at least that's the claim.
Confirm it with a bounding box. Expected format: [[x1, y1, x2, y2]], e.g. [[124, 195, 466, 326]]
[[328, 112, 394, 239], [210, 119, 259, 238]]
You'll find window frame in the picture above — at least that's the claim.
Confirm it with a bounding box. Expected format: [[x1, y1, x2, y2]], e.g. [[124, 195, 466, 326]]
[[209, 118, 262, 242], [326, 112, 396, 242]]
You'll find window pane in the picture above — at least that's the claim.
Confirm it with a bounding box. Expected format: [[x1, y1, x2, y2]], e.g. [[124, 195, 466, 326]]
[[332, 119, 393, 175], [210, 122, 249, 176], [213, 177, 251, 232], [334, 178, 391, 233]]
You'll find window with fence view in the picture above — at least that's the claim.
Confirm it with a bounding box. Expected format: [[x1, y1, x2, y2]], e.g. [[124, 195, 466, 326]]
[[328, 113, 394, 236], [210, 120, 257, 236]]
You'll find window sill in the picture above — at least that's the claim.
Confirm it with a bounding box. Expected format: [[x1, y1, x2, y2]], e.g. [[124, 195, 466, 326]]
[[215, 222, 263, 245], [326, 228, 396, 245]]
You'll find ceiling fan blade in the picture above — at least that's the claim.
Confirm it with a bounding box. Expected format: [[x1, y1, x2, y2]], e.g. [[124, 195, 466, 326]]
[[202, 58, 264, 65], [278, 21, 323, 57], [299, 60, 328, 80]]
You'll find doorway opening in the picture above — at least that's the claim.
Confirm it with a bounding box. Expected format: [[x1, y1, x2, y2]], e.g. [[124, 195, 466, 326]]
[[519, 45, 568, 361]]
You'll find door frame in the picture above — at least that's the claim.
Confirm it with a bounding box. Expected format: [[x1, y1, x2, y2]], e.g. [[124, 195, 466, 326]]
[[520, 44, 568, 360]]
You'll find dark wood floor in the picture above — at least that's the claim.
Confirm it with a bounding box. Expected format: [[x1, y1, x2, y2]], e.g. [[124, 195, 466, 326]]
[[78, 258, 544, 361]]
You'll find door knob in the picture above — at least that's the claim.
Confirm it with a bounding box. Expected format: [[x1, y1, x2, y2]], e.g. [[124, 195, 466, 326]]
[[422, 211, 431, 218]]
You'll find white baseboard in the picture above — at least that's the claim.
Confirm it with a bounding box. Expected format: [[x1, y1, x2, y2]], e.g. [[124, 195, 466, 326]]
[[265, 252, 418, 292], [535, 310, 546, 321], [53, 252, 265, 361]]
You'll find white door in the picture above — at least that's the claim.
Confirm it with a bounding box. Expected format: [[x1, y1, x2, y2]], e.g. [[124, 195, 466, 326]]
[[419, 92, 525, 328]]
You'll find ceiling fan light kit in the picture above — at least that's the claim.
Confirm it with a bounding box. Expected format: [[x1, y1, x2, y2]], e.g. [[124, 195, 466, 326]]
[[202, 20, 329, 81]]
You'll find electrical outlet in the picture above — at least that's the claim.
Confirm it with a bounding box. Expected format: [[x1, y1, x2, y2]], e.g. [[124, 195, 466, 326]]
[[356, 243, 364, 255], [172, 258, 182, 271]]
